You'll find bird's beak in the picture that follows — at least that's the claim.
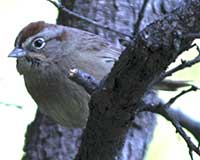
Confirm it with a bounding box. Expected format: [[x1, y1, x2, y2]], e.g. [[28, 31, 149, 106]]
[[8, 48, 26, 58]]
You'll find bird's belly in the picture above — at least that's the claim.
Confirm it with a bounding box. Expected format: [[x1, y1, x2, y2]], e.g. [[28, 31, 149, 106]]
[[23, 72, 90, 128]]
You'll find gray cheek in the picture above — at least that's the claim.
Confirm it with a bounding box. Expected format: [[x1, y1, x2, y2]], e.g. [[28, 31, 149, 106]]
[[44, 40, 68, 57]]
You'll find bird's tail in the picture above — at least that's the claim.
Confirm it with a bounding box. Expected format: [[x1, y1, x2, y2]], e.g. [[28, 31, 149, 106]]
[[154, 79, 191, 91]]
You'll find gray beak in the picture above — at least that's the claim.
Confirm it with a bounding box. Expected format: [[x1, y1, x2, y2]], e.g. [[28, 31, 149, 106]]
[[8, 48, 26, 58]]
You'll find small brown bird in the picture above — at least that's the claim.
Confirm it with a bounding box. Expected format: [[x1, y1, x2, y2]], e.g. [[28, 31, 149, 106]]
[[8, 21, 189, 128]]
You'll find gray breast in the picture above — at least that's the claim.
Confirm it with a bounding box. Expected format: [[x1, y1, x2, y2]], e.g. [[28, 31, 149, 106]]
[[21, 60, 90, 128]]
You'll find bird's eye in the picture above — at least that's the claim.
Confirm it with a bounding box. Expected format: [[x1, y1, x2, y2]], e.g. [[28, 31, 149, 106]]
[[32, 37, 46, 49]]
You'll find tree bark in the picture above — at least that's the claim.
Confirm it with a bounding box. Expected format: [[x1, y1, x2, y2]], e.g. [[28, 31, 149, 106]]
[[22, 0, 200, 160], [22, 111, 82, 160], [75, 1, 200, 159], [57, 1, 158, 160]]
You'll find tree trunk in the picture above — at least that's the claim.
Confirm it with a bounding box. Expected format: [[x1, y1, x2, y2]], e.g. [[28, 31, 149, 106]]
[[22, 0, 195, 159]]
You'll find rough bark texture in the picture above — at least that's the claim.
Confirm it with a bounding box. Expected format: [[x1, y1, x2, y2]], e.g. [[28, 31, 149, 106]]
[[57, 1, 158, 159], [22, 111, 82, 160], [22, 0, 200, 160], [75, 1, 200, 160]]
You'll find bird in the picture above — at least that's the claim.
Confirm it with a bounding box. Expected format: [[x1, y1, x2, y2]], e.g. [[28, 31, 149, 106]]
[[8, 21, 189, 128]]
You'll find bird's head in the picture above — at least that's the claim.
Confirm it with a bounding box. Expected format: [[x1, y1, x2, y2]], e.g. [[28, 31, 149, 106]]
[[8, 21, 70, 74]]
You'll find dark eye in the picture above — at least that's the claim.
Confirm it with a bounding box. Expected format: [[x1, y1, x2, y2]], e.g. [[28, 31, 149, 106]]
[[32, 37, 45, 49]]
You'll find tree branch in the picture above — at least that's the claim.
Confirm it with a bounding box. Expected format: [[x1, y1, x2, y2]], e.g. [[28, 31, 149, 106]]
[[68, 68, 99, 94], [47, 0, 132, 38], [133, 0, 149, 36], [153, 44, 200, 85], [69, 67, 200, 158], [75, 1, 200, 159], [141, 86, 200, 159]]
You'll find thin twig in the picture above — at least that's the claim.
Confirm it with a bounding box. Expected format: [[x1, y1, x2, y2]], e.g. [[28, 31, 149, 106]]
[[163, 108, 198, 159], [0, 101, 22, 109], [153, 44, 200, 85], [189, 149, 194, 160], [68, 68, 99, 94], [142, 107, 200, 158], [133, 0, 149, 37], [47, 0, 132, 38], [141, 86, 200, 157], [165, 85, 199, 108]]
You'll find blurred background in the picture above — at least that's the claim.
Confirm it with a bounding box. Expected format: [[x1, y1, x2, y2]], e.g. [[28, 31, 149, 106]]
[[0, 0, 199, 159], [0, 0, 57, 159]]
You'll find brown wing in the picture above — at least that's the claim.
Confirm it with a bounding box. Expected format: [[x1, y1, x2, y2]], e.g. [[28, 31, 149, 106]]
[[63, 28, 121, 80]]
